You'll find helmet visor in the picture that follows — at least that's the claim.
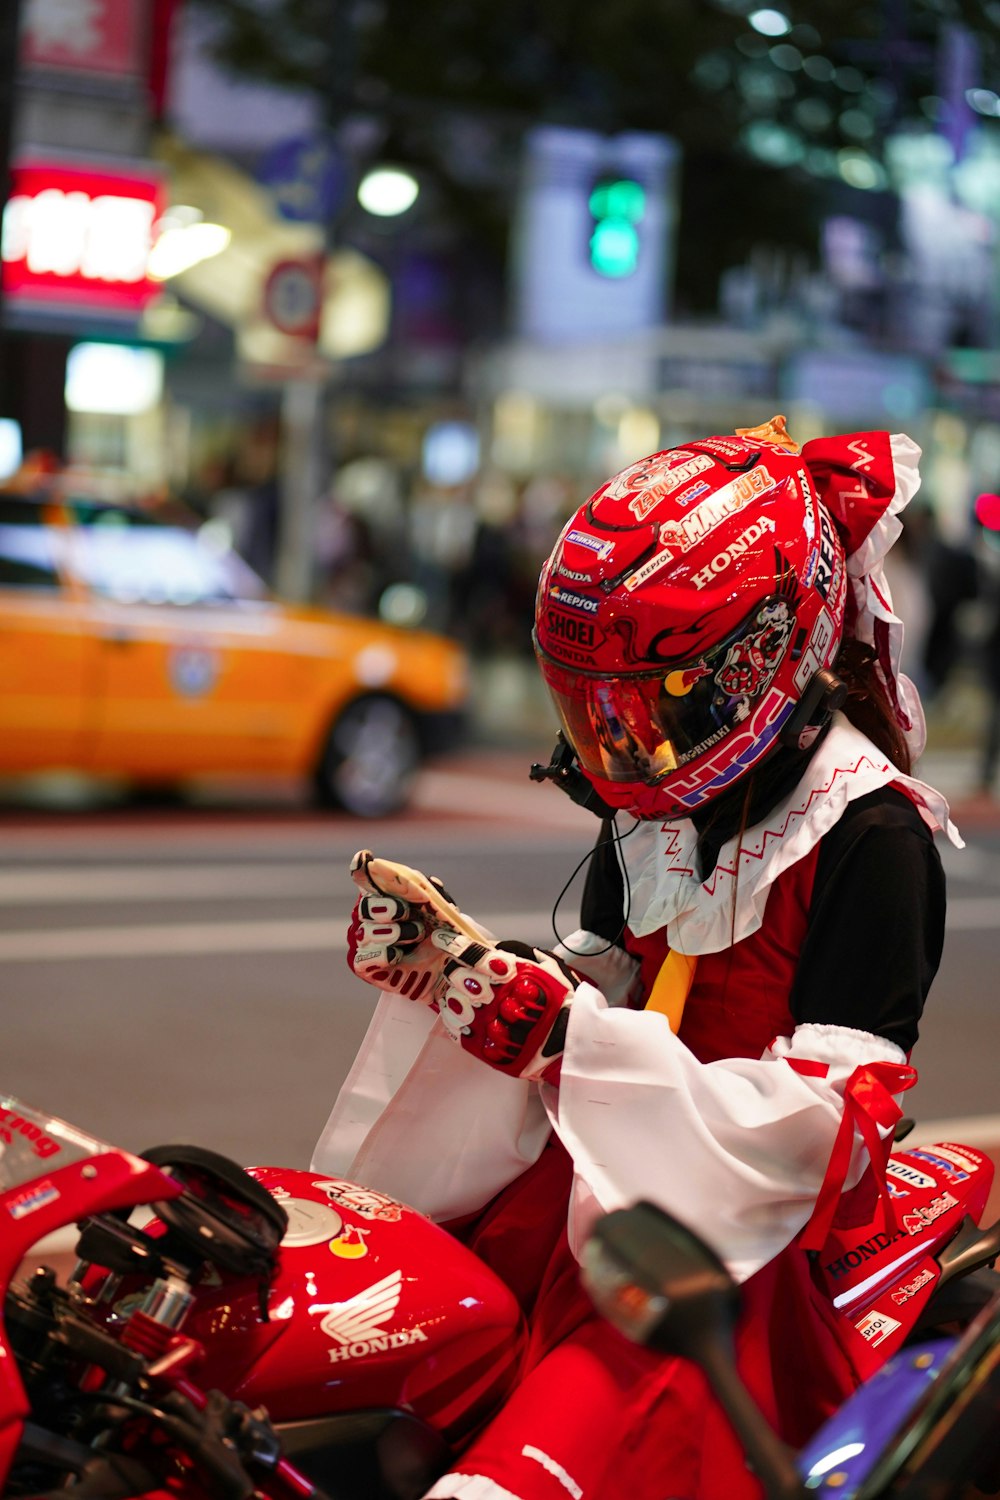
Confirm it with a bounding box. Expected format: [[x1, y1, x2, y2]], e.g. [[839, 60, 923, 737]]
[[536, 597, 795, 786]]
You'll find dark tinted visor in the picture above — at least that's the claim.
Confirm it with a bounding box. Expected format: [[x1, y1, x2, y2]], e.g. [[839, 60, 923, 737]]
[[536, 597, 795, 786]]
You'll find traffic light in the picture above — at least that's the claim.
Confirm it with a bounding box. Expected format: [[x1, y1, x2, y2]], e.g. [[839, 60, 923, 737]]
[[587, 175, 646, 277]]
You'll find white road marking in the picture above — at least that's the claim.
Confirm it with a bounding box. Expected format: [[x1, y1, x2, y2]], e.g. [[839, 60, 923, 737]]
[[943, 897, 1000, 931], [0, 891, 994, 961], [0, 864, 340, 905], [0, 912, 554, 962]]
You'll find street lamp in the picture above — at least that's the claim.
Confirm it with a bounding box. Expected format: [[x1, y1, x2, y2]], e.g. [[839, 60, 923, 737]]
[[357, 165, 419, 217]]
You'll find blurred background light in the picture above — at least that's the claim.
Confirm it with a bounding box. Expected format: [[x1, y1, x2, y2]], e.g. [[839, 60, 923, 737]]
[[357, 166, 420, 217], [967, 88, 1000, 118], [975, 493, 1000, 531], [749, 10, 792, 38], [421, 420, 481, 485], [769, 44, 803, 71], [617, 406, 660, 460], [148, 217, 231, 280], [378, 582, 429, 627], [744, 121, 806, 166], [802, 54, 835, 82], [0, 419, 22, 481], [65, 344, 165, 416], [837, 150, 886, 190]]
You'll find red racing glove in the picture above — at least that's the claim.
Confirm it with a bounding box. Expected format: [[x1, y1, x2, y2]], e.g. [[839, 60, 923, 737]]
[[346, 850, 576, 1081]]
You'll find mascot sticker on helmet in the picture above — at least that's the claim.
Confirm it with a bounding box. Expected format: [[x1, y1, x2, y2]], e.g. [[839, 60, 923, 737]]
[[605, 451, 716, 522], [715, 599, 795, 700]]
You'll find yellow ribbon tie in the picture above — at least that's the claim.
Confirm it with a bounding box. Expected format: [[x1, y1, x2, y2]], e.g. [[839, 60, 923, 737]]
[[644, 949, 698, 1034]]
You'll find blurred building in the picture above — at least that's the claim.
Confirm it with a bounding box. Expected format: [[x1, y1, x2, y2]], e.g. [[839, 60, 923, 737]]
[[5, 0, 1000, 635]]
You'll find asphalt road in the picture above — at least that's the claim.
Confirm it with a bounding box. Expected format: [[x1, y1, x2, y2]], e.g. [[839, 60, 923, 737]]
[[3, 747, 1000, 1181]]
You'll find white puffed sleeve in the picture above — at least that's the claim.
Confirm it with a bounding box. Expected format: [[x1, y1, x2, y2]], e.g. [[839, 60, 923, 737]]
[[550, 986, 909, 1283]]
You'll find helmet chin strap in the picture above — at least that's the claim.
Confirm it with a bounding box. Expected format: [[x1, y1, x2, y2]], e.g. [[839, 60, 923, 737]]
[[779, 669, 848, 752]]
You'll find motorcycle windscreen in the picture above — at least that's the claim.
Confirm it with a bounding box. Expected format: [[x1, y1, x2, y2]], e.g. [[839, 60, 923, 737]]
[[0, 1094, 107, 1190]]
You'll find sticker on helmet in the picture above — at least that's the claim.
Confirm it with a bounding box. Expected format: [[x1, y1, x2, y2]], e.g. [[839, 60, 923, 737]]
[[714, 600, 794, 699], [566, 529, 614, 560], [689, 515, 776, 590], [549, 585, 601, 614], [604, 453, 715, 522], [811, 509, 844, 605], [657, 465, 777, 554], [675, 480, 712, 508], [664, 664, 712, 696], [687, 437, 755, 459], [543, 608, 605, 659]]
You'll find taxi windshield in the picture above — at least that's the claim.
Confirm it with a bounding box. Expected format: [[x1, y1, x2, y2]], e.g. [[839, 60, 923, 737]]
[[0, 1095, 110, 1193]]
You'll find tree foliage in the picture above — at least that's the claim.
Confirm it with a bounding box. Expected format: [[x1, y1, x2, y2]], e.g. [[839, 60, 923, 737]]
[[190, 0, 1000, 308]]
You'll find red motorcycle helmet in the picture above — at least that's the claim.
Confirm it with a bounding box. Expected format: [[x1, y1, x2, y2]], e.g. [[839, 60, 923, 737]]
[[534, 418, 849, 820]]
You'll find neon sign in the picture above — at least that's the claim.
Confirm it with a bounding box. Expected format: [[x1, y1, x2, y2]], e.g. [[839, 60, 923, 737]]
[[1, 159, 166, 312]]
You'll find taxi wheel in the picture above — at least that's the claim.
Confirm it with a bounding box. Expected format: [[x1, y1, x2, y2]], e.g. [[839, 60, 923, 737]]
[[314, 695, 421, 817]]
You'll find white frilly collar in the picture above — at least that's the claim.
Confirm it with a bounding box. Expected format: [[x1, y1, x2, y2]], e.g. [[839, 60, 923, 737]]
[[620, 715, 961, 956]]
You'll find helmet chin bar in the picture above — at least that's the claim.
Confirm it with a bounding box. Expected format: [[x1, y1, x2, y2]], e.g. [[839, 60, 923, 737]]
[[778, 669, 848, 752]]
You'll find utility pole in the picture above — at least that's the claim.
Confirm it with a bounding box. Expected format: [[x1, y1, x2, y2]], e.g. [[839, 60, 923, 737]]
[[274, 0, 359, 604], [0, 0, 23, 418]]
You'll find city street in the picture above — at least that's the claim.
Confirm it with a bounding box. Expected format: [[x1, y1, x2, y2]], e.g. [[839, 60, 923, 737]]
[[3, 744, 1000, 1181]]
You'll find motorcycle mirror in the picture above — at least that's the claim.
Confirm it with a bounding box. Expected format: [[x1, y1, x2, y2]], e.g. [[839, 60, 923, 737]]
[[581, 1203, 806, 1500], [580, 1200, 739, 1360]]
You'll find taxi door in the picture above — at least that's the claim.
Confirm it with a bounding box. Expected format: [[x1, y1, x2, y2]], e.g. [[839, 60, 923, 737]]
[[62, 506, 318, 779], [0, 496, 91, 772]]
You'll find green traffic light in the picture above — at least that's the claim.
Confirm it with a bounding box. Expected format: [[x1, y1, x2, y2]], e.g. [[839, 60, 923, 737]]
[[588, 176, 645, 277], [590, 219, 640, 276], [588, 178, 646, 223]]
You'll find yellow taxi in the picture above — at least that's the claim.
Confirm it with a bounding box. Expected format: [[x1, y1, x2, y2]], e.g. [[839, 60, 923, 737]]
[[0, 487, 469, 816]]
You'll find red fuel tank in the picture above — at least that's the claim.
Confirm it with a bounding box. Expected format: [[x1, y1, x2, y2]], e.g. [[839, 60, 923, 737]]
[[180, 1167, 526, 1445]]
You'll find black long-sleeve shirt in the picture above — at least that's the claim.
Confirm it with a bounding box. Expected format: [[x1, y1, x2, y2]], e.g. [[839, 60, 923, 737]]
[[579, 781, 945, 1055]]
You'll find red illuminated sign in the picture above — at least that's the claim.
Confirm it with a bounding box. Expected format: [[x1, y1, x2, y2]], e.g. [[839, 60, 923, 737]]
[[19, 0, 145, 79], [1, 159, 166, 314]]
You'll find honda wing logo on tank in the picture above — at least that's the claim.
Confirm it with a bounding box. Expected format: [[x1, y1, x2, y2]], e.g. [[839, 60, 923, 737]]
[[313, 1268, 429, 1363]]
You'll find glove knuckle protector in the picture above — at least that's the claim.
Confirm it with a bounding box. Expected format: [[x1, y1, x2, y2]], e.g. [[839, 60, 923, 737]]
[[432, 941, 576, 1081]]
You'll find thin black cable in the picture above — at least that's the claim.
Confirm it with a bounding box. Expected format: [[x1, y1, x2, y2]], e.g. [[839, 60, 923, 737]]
[[550, 814, 640, 957]]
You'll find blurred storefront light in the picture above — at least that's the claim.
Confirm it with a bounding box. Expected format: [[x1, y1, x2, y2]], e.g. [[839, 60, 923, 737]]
[[148, 212, 232, 280], [491, 390, 544, 471], [2, 158, 165, 314], [357, 166, 419, 217], [65, 343, 164, 416], [617, 407, 660, 461], [0, 421, 22, 481]]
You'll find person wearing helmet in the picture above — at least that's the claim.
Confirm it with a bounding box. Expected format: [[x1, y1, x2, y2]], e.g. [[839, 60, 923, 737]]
[[316, 417, 954, 1500]]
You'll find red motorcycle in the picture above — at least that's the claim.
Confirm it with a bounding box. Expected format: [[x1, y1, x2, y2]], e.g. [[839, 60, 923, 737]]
[[2, 1092, 999, 1500]]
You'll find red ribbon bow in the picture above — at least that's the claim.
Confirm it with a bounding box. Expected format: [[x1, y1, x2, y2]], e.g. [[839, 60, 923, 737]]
[[797, 1059, 918, 1253]]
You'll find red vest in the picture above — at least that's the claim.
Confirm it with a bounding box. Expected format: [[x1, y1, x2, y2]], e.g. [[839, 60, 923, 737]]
[[624, 842, 823, 1059]]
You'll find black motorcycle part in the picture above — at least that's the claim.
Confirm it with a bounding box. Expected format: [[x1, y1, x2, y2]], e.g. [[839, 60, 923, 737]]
[[138, 1143, 288, 1278], [276, 1409, 453, 1500], [73, 1213, 168, 1279]]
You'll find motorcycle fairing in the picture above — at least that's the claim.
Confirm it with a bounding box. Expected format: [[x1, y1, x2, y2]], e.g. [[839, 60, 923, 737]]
[[811, 1141, 994, 1378]]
